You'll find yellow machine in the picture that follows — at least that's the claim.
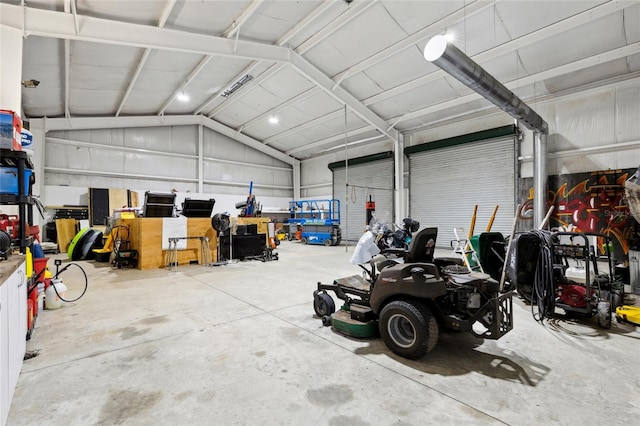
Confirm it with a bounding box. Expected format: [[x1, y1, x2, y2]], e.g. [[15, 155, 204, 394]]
[[615, 305, 640, 326]]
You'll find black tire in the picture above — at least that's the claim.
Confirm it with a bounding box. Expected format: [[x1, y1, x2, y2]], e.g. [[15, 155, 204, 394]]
[[301, 238, 307, 245], [379, 300, 439, 359], [322, 315, 332, 326], [612, 290, 623, 308], [596, 301, 612, 329], [324, 239, 332, 247], [313, 293, 335, 317]]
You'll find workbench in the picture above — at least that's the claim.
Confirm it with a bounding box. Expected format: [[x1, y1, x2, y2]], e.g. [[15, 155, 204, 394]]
[[114, 217, 216, 270]]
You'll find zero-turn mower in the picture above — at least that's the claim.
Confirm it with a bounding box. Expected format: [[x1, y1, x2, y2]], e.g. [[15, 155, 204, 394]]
[[313, 227, 514, 359]]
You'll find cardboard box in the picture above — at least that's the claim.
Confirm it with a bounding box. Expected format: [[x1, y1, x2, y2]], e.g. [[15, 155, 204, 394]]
[[0, 109, 22, 151]]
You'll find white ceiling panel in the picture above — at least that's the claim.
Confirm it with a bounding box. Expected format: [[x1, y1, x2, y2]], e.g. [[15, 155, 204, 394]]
[[380, 0, 465, 35], [286, 3, 352, 50], [496, 1, 608, 41], [629, 52, 640, 72], [259, 66, 315, 101], [543, 58, 631, 94], [238, 1, 323, 43], [625, 3, 640, 43], [287, 91, 342, 121], [320, 111, 368, 138], [135, 50, 206, 91], [369, 78, 460, 120], [166, 0, 252, 36], [340, 70, 387, 101], [518, 13, 626, 75], [215, 102, 263, 129], [361, 45, 433, 91], [303, 2, 409, 77], [268, 132, 314, 153], [442, 3, 512, 57], [76, 0, 166, 25], [69, 89, 120, 115]]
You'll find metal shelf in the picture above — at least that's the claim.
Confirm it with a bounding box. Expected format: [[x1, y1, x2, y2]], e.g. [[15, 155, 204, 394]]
[[1, 149, 35, 254]]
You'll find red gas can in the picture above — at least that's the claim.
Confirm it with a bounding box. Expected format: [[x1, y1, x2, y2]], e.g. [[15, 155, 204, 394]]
[[0, 214, 20, 238]]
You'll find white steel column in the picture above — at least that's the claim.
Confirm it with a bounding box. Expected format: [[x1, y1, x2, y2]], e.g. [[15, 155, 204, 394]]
[[394, 133, 405, 224], [0, 24, 23, 113], [198, 124, 204, 193], [292, 159, 301, 201]]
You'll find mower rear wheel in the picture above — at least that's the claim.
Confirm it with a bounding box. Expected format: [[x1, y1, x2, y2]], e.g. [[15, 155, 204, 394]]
[[597, 301, 612, 329], [301, 238, 307, 245], [314, 292, 336, 318], [379, 300, 439, 359], [324, 239, 332, 247]]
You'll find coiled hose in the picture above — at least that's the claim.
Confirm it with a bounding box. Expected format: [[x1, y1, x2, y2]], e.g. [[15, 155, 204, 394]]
[[522, 230, 556, 322]]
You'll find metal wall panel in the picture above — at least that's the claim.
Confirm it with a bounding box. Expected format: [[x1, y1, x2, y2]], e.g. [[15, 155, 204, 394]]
[[332, 159, 394, 241], [45, 125, 292, 198], [408, 137, 516, 249]]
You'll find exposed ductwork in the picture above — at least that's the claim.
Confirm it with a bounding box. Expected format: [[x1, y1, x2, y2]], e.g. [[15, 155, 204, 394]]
[[424, 35, 549, 228]]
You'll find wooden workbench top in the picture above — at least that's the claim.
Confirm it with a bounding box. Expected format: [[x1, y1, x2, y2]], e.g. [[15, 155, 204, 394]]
[[0, 254, 26, 284]]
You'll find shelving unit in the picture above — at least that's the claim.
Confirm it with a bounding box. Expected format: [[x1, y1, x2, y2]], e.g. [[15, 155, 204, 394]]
[[0, 149, 35, 254]]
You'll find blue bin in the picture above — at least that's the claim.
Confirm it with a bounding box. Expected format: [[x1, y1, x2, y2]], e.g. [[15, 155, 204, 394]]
[[0, 167, 32, 195]]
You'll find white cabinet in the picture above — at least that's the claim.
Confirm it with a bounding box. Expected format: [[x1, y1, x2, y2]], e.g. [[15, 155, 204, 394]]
[[0, 259, 26, 426]]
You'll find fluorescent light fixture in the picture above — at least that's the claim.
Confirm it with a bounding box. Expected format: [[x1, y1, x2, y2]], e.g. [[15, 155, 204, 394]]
[[444, 32, 455, 42], [177, 92, 189, 102], [268, 116, 279, 125], [221, 74, 254, 98]]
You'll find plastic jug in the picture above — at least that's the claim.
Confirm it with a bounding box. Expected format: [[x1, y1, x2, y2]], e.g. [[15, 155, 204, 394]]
[[45, 279, 67, 309], [26, 246, 33, 278]]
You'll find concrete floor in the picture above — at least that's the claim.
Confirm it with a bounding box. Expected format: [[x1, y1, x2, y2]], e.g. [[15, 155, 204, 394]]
[[7, 241, 640, 425]]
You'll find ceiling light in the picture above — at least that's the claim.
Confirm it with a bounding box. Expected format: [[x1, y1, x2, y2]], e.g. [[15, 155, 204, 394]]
[[444, 32, 455, 42], [268, 116, 279, 125], [221, 74, 253, 98], [21, 79, 40, 88], [177, 92, 189, 102]]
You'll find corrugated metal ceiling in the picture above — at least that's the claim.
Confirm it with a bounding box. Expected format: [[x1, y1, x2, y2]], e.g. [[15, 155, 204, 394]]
[[3, 0, 639, 160]]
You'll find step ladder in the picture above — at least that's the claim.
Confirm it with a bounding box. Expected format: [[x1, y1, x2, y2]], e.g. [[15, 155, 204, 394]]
[[452, 227, 484, 273]]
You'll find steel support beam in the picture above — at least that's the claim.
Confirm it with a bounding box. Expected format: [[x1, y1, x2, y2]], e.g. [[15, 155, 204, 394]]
[[3, 4, 291, 62]]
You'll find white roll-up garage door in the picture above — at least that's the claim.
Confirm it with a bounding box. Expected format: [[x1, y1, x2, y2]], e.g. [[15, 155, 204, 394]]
[[333, 157, 394, 241], [408, 134, 516, 249]]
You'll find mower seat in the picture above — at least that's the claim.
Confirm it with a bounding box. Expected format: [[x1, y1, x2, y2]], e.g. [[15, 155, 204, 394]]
[[406, 227, 437, 263]]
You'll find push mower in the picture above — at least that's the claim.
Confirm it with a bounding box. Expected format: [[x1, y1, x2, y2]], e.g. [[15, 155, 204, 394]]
[[313, 227, 514, 359]]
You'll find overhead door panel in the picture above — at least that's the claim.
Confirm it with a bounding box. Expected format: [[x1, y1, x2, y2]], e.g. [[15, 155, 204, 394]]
[[333, 159, 394, 241], [409, 136, 516, 249]]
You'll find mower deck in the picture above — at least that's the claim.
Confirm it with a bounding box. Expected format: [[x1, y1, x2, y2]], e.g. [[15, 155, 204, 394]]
[[331, 309, 378, 338]]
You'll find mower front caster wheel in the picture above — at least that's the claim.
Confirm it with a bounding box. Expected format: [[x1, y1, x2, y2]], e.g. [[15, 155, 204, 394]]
[[379, 300, 439, 360], [313, 292, 336, 318], [322, 315, 332, 327]]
